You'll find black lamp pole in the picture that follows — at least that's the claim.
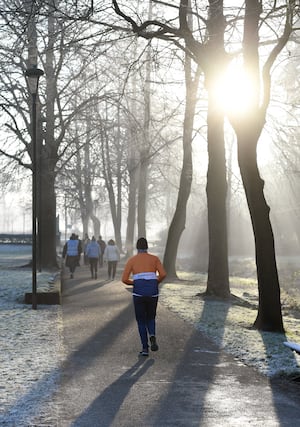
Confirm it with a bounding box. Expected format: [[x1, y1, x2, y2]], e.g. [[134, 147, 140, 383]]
[[25, 66, 44, 310]]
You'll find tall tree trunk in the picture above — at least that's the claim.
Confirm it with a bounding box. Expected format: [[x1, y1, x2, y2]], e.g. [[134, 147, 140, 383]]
[[125, 164, 137, 257], [226, 137, 235, 252], [205, 95, 230, 296], [115, 107, 123, 249], [163, 63, 201, 277], [237, 126, 283, 331], [25, 0, 58, 268], [39, 170, 57, 267], [39, 2, 58, 268], [137, 150, 148, 239], [125, 41, 139, 257], [203, 0, 230, 296], [137, 0, 152, 238], [163, 0, 200, 277], [125, 122, 138, 257], [91, 214, 100, 238], [75, 131, 88, 237], [102, 111, 122, 249], [83, 116, 101, 239], [229, 0, 288, 331]]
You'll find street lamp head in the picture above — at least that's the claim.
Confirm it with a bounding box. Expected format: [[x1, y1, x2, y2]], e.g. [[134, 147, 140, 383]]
[[25, 65, 44, 96]]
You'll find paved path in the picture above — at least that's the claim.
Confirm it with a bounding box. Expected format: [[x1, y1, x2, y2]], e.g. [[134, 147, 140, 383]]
[[54, 264, 300, 426]]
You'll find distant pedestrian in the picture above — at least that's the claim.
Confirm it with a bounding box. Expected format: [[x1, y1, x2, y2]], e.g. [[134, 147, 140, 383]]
[[97, 235, 106, 268], [76, 234, 82, 266], [82, 233, 90, 265], [85, 236, 101, 279], [63, 233, 82, 279], [103, 239, 120, 280], [122, 237, 166, 357]]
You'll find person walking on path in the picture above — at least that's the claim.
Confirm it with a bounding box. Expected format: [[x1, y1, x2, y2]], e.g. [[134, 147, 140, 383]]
[[97, 235, 106, 268], [122, 237, 167, 357], [76, 234, 82, 266], [82, 233, 90, 265], [103, 239, 120, 280], [63, 233, 82, 279], [85, 236, 101, 279]]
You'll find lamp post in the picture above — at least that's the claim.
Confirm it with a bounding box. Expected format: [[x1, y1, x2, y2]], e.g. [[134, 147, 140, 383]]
[[25, 65, 44, 310]]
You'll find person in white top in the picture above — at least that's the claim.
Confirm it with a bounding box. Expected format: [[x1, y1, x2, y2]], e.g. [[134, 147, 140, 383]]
[[103, 239, 120, 280]]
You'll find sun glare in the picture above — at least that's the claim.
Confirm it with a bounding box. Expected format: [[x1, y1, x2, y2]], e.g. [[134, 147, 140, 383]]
[[213, 63, 255, 115], [257, 134, 274, 167]]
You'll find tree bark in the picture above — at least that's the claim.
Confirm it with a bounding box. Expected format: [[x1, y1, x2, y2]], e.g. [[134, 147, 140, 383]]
[[137, 1, 152, 239], [39, 166, 58, 267], [205, 96, 230, 297], [163, 1, 203, 277], [204, 0, 230, 297], [236, 123, 284, 331], [27, 0, 58, 269], [115, 108, 123, 249], [229, 0, 284, 331], [101, 108, 122, 249], [163, 61, 200, 277], [125, 162, 138, 257]]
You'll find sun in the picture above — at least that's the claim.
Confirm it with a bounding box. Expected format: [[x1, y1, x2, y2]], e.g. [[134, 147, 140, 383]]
[[213, 62, 256, 115]]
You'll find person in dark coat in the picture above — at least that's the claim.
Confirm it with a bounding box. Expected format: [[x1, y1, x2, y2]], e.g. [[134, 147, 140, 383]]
[[97, 235, 106, 268]]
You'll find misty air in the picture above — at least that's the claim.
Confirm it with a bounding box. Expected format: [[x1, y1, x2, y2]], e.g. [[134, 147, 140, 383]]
[[0, 1, 300, 426]]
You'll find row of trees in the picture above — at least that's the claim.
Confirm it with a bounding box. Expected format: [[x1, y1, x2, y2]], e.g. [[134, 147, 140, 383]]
[[111, 0, 300, 331], [0, 0, 183, 262], [0, 1, 299, 331]]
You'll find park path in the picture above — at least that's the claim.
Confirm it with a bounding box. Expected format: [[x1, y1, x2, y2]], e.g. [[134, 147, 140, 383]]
[[53, 264, 300, 427]]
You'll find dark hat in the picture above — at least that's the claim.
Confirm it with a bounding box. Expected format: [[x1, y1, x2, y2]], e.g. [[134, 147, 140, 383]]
[[136, 237, 148, 250]]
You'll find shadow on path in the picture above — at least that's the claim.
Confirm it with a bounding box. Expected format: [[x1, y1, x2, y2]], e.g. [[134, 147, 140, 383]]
[[58, 293, 134, 381], [149, 296, 230, 426], [72, 358, 154, 427]]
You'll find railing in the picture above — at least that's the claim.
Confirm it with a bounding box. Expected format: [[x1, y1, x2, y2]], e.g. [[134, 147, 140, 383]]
[[0, 234, 32, 244]]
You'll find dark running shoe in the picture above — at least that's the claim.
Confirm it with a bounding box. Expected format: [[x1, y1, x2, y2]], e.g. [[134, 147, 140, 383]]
[[139, 350, 149, 356], [150, 336, 159, 351]]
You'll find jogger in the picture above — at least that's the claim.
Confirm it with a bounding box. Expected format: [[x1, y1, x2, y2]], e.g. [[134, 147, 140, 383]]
[[122, 237, 166, 356]]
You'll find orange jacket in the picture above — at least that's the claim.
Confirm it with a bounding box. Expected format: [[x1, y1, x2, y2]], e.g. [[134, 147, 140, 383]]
[[122, 252, 167, 286]]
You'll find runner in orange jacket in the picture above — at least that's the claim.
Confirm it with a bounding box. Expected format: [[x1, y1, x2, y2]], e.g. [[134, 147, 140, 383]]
[[122, 237, 166, 356]]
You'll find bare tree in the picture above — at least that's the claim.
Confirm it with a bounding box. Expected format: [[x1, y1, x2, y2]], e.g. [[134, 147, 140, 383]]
[[225, 1, 298, 331], [112, 1, 300, 329], [0, 0, 111, 267], [112, 0, 230, 291], [163, 2, 202, 278]]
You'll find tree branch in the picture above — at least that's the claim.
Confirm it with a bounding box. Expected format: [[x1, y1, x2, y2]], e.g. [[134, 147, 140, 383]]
[[261, 0, 295, 115]]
